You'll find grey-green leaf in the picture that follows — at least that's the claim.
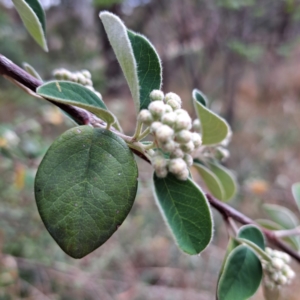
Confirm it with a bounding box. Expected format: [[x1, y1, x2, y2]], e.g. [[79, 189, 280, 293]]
[[100, 11, 139, 112], [263, 204, 299, 229], [193, 162, 225, 200], [217, 245, 262, 300], [127, 30, 162, 110], [12, 0, 48, 51], [35, 126, 138, 258], [153, 173, 213, 255], [292, 182, 300, 213], [37, 81, 116, 126], [193, 97, 229, 145], [207, 161, 237, 201], [238, 225, 265, 250], [192, 89, 208, 107], [23, 62, 43, 81]]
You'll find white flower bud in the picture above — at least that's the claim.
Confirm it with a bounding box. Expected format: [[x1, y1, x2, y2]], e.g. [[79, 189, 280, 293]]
[[176, 167, 189, 181], [175, 130, 192, 144], [152, 154, 168, 170], [193, 119, 201, 131], [170, 147, 185, 159], [191, 132, 202, 148], [285, 268, 295, 280], [264, 280, 275, 290], [280, 253, 291, 264], [164, 92, 182, 105], [175, 109, 189, 116], [85, 79, 93, 87], [273, 250, 282, 258], [270, 272, 280, 282], [77, 73, 87, 85], [166, 99, 181, 110], [216, 147, 230, 161], [266, 247, 273, 255], [70, 73, 79, 82], [183, 154, 193, 167], [81, 70, 92, 79], [175, 114, 192, 131], [164, 104, 173, 113], [94, 91, 102, 99], [155, 167, 168, 178], [156, 125, 174, 143], [168, 158, 187, 175], [161, 140, 176, 153], [138, 109, 153, 125], [277, 274, 288, 285], [150, 121, 163, 134], [161, 112, 177, 127], [180, 141, 195, 154], [272, 258, 284, 270], [148, 101, 166, 119], [150, 90, 164, 101]]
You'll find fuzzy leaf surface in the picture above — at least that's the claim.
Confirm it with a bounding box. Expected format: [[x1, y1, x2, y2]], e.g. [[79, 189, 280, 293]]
[[193, 163, 225, 200], [12, 0, 48, 51], [217, 245, 262, 300], [193, 99, 229, 145], [207, 161, 237, 201], [127, 30, 162, 110], [153, 173, 213, 255], [35, 126, 138, 258], [292, 182, 300, 212], [37, 81, 116, 125], [100, 12, 140, 112]]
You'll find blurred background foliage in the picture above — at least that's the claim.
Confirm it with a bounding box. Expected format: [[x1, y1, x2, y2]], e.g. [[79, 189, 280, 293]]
[[1, 0, 300, 299]]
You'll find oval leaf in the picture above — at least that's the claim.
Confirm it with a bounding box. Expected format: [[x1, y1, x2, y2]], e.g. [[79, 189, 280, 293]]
[[37, 81, 116, 126], [193, 98, 229, 145], [127, 30, 162, 110], [192, 89, 208, 106], [263, 203, 299, 229], [193, 163, 225, 200], [12, 0, 48, 51], [35, 126, 138, 258], [207, 161, 237, 201], [217, 245, 262, 300], [100, 12, 140, 112], [292, 182, 300, 213], [238, 225, 265, 250], [153, 173, 213, 255], [23, 62, 43, 81]]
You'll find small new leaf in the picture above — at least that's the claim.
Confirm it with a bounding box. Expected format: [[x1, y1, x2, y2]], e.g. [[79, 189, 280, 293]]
[[192, 89, 208, 107], [153, 173, 213, 255], [35, 126, 138, 258], [237, 225, 265, 250], [193, 95, 229, 145], [23, 62, 43, 81], [12, 0, 48, 51]]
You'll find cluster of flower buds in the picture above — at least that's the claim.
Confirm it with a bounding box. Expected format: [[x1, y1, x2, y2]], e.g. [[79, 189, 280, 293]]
[[138, 90, 202, 181], [53, 68, 102, 99], [262, 247, 295, 290]]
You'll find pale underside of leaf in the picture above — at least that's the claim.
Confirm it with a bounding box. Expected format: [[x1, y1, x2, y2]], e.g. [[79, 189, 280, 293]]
[[193, 89, 208, 106], [100, 11, 140, 112], [23, 62, 43, 81], [12, 0, 48, 51], [193, 99, 229, 145]]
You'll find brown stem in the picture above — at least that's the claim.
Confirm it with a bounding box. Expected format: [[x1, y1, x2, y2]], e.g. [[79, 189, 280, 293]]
[[1, 53, 299, 263], [206, 194, 300, 263]]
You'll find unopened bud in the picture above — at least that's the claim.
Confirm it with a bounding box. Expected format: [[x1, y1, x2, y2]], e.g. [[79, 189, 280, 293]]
[[280, 253, 291, 264], [150, 90, 164, 101], [155, 167, 168, 178], [175, 130, 192, 144], [148, 101, 166, 119], [164, 104, 173, 113], [156, 125, 174, 143], [161, 140, 176, 153], [170, 147, 184, 159], [180, 141, 195, 153], [81, 70, 92, 79], [166, 99, 181, 110], [150, 121, 162, 134], [176, 168, 189, 181], [193, 119, 201, 131], [168, 158, 187, 175], [138, 109, 153, 125], [152, 154, 167, 170], [272, 258, 284, 270], [164, 92, 182, 105], [191, 132, 202, 148], [175, 114, 192, 131], [183, 154, 193, 167], [85, 79, 93, 87], [161, 112, 177, 127], [278, 275, 288, 285]]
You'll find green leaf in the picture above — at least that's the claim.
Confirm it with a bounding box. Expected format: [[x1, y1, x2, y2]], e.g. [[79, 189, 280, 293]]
[[237, 225, 265, 250], [100, 11, 162, 112], [192, 89, 208, 107], [12, 0, 48, 51], [193, 97, 229, 145], [37, 81, 116, 126], [35, 126, 138, 258], [23, 62, 43, 81], [153, 173, 213, 255], [207, 161, 237, 201], [217, 245, 262, 300], [263, 204, 299, 229], [256, 219, 300, 251], [127, 30, 162, 110], [193, 163, 225, 200], [292, 182, 300, 212]]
